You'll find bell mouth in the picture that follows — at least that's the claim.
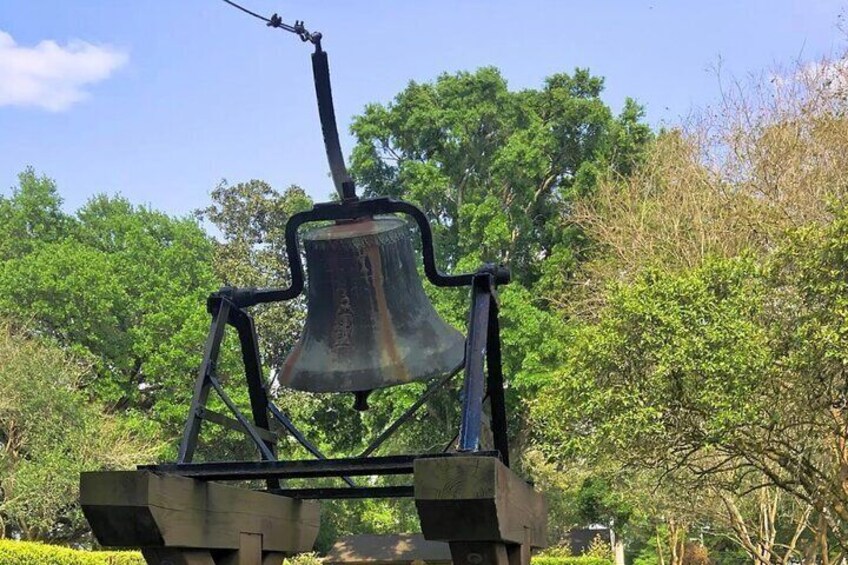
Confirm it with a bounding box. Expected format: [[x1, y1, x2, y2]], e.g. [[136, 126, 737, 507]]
[[278, 215, 466, 394]]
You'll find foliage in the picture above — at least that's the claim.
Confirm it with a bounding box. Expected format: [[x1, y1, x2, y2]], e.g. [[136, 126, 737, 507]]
[[519, 450, 588, 542], [0, 169, 219, 447], [575, 54, 848, 303], [196, 179, 312, 370], [532, 557, 613, 565], [347, 66, 643, 463], [574, 131, 765, 282], [583, 535, 612, 561], [681, 543, 710, 565], [281, 553, 322, 565], [350, 67, 650, 288], [0, 539, 143, 564], [0, 168, 68, 260], [0, 323, 159, 542], [535, 256, 769, 461], [537, 53, 848, 561], [9, 48, 848, 565], [532, 249, 844, 555], [574, 477, 632, 532]]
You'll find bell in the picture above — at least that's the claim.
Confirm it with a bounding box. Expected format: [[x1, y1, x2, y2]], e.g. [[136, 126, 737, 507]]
[[278, 217, 465, 403]]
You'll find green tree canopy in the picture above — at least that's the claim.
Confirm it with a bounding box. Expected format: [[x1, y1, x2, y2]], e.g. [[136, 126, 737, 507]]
[[534, 203, 848, 552], [0, 322, 158, 542], [0, 169, 218, 439], [350, 66, 651, 287]]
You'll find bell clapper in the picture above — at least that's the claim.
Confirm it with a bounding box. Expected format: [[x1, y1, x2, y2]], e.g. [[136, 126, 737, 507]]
[[353, 390, 372, 411]]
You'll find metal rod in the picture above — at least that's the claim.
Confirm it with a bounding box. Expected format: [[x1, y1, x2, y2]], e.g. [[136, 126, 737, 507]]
[[268, 402, 356, 487], [485, 296, 510, 467], [358, 362, 463, 458], [209, 375, 276, 461], [311, 48, 355, 200], [178, 299, 231, 463], [198, 408, 278, 444], [230, 307, 279, 487]]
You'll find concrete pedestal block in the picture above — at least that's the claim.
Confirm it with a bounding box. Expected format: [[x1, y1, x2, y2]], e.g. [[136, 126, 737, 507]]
[[413, 456, 546, 565], [80, 470, 320, 565]]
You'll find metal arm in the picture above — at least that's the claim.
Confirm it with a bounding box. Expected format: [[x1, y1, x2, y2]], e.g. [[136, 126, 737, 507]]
[[312, 46, 356, 201], [216, 2, 510, 307]]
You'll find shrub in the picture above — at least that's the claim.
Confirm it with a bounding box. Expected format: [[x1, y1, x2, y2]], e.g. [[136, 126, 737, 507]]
[[533, 557, 614, 565], [0, 540, 144, 565], [282, 553, 322, 565]]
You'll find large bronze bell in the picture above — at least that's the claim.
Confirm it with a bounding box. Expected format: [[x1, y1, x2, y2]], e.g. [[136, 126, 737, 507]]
[[278, 217, 465, 405]]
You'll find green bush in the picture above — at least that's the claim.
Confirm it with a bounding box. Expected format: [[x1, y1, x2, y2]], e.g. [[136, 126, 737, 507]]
[[0, 540, 144, 565], [282, 554, 322, 565], [533, 558, 614, 565]]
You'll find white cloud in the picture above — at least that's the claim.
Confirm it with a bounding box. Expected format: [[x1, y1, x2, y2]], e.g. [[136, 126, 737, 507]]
[[800, 58, 848, 92], [0, 30, 128, 112], [770, 57, 848, 98]]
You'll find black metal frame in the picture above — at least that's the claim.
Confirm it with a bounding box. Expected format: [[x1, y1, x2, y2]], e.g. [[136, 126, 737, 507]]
[[145, 17, 513, 499], [143, 196, 512, 498]]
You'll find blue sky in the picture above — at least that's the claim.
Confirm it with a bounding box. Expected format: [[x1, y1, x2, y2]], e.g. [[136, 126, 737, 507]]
[[0, 1, 844, 216]]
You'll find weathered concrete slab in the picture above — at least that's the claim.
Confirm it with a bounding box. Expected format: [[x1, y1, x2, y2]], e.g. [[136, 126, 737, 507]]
[[414, 455, 547, 565], [81, 470, 320, 564]]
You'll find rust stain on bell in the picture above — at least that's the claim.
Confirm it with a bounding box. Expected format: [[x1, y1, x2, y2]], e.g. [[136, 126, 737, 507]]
[[278, 217, 465, 393]]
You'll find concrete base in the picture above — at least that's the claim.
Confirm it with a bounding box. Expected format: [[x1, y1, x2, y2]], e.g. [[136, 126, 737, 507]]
[[80, 471, 320, 565], [414, 456, 547, 565]]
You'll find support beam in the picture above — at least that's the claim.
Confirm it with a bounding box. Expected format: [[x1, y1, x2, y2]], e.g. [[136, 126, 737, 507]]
[[267, 485, 413, 500], [80, 470, 319, 563], [199, 408, 278, 445], [179, 300, 231, 463], [141, 451, 499, 482], [458, 274, 491, 451], [229, 309, 278, 464], [414, 455, 547, 565], [485, 296, 510, 467]]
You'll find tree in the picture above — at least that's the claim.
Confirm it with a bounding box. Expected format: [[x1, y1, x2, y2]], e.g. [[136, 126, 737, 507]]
[[349, 66, 651, 289], [0, 168, 68, 260], [534, 213, 848, 553], [532, 54, 848, 558], [196, 179, 313, 371], [0, 322, 158, 543], [0, 172, 223, 454], [348, 66, 645, 459]]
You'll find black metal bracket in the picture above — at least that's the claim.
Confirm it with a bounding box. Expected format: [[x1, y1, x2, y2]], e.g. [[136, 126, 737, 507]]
[[456, 271, 510, 465], [176, 296, 355, 488], [172, 265, 511, 480]]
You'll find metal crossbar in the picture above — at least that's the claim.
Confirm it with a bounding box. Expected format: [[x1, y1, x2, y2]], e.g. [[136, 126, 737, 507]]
[[141, 451, 499, 482]]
